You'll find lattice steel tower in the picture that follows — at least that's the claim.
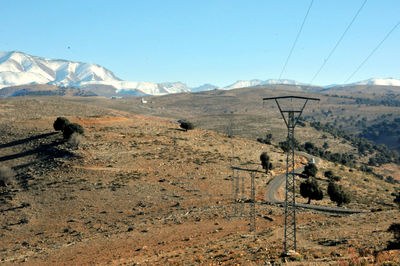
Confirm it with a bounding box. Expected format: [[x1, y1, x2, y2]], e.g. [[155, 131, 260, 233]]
[[263, 96, 319, 254]]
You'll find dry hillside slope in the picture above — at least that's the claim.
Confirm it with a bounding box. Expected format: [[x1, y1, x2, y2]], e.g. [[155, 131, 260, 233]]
[[0, 97, 399, 264]]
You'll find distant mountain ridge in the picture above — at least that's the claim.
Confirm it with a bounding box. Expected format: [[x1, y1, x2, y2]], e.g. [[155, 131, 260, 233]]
[[224, 79, 306, 90], [1, 51, 400, 96], [0, 51, 190, 96]]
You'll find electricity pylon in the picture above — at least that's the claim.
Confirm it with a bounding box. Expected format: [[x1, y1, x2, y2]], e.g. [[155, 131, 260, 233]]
[[263, 96, 319, 254]]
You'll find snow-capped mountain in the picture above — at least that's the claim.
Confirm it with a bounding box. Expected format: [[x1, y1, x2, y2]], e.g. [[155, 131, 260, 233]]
[[0, 51, 190, 95], [224, 79, 305, 90], [325, 78, 400, 88], [2, 51, 400, 96], [191, 83, 219, 92]]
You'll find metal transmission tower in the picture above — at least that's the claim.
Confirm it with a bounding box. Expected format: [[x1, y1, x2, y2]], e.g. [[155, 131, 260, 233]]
[[249, 169, 257, 232], [263, 96, 319, 254]]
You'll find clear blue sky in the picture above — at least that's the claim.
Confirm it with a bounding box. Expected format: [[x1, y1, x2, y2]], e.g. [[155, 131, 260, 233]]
[[1, 0, 399, 87]]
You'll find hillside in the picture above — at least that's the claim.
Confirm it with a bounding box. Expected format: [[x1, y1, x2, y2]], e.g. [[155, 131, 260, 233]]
[[0, 96, 399, 264], [62, 86, 400, 179]]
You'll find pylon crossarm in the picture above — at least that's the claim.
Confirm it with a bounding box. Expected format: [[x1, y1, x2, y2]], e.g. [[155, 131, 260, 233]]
[[263, 95, 320, 101]]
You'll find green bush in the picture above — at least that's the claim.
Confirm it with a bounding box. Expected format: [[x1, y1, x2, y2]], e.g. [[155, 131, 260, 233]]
[[180, 121, 195, 131], [260, 152, 273, 174], [300, 177, 323, 204], [257, 133, 273, 144], [53, 117, 70, 131], [302, 163, 318, 178], [63, 123, 84, 140], [324, 170, 341, 182], [394, 192, 400, 209], [327, 182, 351, 206], [387, 193, 400, 250], [324, 170, 334, 178], [0, 166, 15, 187]]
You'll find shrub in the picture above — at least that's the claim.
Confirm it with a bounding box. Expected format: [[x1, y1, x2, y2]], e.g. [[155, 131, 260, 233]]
[[302, 163, 318, 178], [63, 123, 84, 140], [279, 138, 300, 152], [387, 223, 400, 250], [300, 177, 323, 204], [304, 142, 315, 153], [260, 152, 273, 174], [68, 133, 82, 148], [387, 193, 400, 249], [324, 170, 334, 178], [324, 170, 341, 182], [53, 117, 70, 131], [0, 166, 15, 187], [180, 121, 195, 131], [394, 192, 400, 209], [327, 182, 351, 206], [257, 133, 272, 144]]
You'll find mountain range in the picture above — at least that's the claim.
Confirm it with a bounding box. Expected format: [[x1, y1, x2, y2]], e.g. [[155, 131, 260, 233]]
[[0, 51, 400, 97]]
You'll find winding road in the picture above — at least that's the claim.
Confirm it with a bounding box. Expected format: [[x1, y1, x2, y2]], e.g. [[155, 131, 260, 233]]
[[266, 152, 367, 214]]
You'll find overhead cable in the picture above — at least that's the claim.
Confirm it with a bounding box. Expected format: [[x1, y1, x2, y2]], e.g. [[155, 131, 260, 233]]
[[344, 19, 400, 83], [278, 0, 314, 80], [309, 0, 368, 85]]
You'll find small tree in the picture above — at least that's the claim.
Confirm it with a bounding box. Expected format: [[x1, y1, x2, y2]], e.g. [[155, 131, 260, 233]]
[[300, 177, 323, 204], [304, 142, 315, 153], [324, 170, 341, 182], [387, 192, 400, 249], [63, 123, 84, 140], [53, 117, 70, 131], [394, 192, 400, 209], [257, 133, 272, 144], [387, 224, 400, 249], [260, 152, 272, 174], [0, 166, 15, 187], [327, 182, 351, 206], [303, 163, 318, 178], [180, 121, 195, 131]]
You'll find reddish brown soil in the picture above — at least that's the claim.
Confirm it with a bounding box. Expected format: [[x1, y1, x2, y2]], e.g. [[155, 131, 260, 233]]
[[0, 99, 399, 265]]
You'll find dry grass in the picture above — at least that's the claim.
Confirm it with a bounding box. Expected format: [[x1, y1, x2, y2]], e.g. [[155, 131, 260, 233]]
[[0, 96, 399, 264]]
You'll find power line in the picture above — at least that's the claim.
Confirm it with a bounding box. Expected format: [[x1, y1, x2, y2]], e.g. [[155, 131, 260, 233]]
[[279, 0, 314, 80], [344, 19, 400, 83], [309, 0, 367, 85]]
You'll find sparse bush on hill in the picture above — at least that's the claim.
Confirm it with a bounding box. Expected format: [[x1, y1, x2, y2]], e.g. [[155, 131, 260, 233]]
[[309, 121, 400, 167], [394, 192, 400, 209], [324, 170, 341, 182], [53, 117, 70, 131], [300, 177, 323, 204], [257, 133, 273, 144], [63, 123, 84, 140], [0, 166, 15, 187], [279, 138, 300, 152], [260, 152, 272, 174], [180, 121, 195, 131], [327, 182, 351, 207], [387, 193, 400, 250], [387, 223, 400, 250], [68, 133, 83, 148], [302, 163, 318, 178]]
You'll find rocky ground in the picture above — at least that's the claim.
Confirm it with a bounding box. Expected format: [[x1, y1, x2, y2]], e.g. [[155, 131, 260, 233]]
[[0, 97, 399, 265]]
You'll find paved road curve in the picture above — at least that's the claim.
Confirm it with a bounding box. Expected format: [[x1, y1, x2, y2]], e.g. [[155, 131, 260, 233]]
[[266, 152, 367, 214]]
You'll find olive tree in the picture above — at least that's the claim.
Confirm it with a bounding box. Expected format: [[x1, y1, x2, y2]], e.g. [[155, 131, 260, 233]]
[[300, 177, 323, 204], [260, 152, 272, 174]]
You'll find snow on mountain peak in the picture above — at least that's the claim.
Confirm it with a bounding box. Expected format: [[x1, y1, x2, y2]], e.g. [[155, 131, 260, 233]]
[[224, 79, 304, 90], [324, 78, 400, 89], [2, 51, 399, 96], [350, 78, 400, 87], [0, 51, 190, 95]]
